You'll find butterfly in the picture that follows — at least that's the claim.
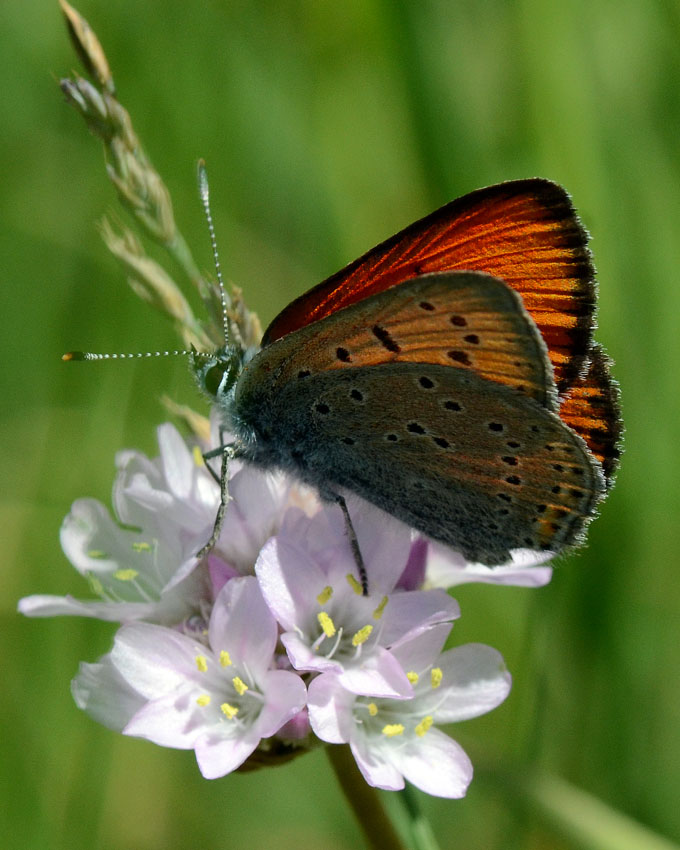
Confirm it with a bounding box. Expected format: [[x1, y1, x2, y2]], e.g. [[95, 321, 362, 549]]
[[193, 178, 621, 573]]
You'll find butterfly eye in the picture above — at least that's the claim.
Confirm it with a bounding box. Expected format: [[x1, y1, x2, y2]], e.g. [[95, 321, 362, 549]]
[[204, 363, 227, 397], [194, 346, 243, 400]]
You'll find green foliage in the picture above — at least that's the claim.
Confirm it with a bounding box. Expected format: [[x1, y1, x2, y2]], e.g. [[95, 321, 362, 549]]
[[3, 0, 679, 847]]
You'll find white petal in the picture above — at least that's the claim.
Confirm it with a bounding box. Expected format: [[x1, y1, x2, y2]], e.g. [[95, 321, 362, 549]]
[[350, 734, 404, 792], [111, 623, 201, 698], [420, 644, 512, 722], [157, 423, 197, 501], [18, 594, 156, 621], [194, 730, 261, 779], [427, 542, 553, 588], [71, 656, 145, 731], [390, 728, 473, 798], [123, 689, 201, 748]]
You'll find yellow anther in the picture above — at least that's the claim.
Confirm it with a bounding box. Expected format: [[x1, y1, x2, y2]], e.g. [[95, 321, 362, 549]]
[[132, 542, 151, 552], [221, 702, 239, 719], [113, 569, 139, 581], [351, 625, 373, 646], [346, 574, 363, 596], [430, 667, 443, 688], [415, 715, 433, 737], [406, 671, 419, 685], [196, 694, 211, 707], [316, 585, 333, 605], [87, 550, 107, 559], [192, 445, 205, 467], [367, 703, 378, 717], [232, 676, 248, 696], [317, 611, 337, 638], [195, 654, 208, 673], [382, 724, 405, 737], [219, 650, 232, 668], [372, 595, 389, 619]]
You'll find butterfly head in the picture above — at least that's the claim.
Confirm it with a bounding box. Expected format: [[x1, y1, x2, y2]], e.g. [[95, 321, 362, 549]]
[[192, 345, 245, 411]]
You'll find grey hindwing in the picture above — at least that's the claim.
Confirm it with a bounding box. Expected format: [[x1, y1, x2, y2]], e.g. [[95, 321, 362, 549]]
[[234, 360, 604, 565]]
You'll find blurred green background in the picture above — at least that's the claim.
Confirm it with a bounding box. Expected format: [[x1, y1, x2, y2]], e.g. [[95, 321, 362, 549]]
[[3, 0, 679, 848]]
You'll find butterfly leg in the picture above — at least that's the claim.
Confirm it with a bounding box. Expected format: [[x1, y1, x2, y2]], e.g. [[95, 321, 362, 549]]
[[331, 493, 368, 596], [202, 441, 232, 485], [197, 444, 234, 559]]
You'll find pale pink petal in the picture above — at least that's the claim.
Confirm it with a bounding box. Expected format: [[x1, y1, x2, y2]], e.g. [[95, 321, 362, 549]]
[[337, 647, 413, 698], [253, 670, 308, 738], [255, 537, 327, 631], [307, 674, 357, 743], [208, 577, 277, 680], [379, 589, 459, 646]]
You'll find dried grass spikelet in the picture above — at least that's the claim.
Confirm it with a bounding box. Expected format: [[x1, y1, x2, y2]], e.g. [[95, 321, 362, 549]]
[[58, 0, 259, 355]]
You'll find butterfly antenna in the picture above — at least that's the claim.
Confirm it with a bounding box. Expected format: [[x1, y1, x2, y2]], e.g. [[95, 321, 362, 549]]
[[63, 349, 194, 361], [197, 159, 229, 346]]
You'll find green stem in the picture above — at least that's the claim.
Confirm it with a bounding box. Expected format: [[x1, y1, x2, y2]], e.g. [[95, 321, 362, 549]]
[[397, 784, 443, 850], [326, 745, 407, 850]]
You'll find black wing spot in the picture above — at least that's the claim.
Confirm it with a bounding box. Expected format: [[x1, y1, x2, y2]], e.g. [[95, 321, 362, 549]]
[[451, 315, 467, 327], [448, 350, 471, 366], [552, 485, 562, 494], [341, 436, 355, 445], [536, 504, 547, 513], [336, 347, 351, 362], [506, 441, 521, 449], [488, 422, 505, 433], [372, 324, 400, 353], [385, 433, 399, 442], [502, 456, 518, 466], [350, 388, 365, 402], [297, 369, 311, 379], [552, 464, 565, 472], [419, 301, 435, 311], [315, 402, 330, 414], [464, 334, 480, 345], [407, 422, 426, 435], [443, 400, 462, 411], [433, 436, 450, 449], [497, 493, 512, 503], [506, 475, 522, 486], [419, 376, 435, 389]]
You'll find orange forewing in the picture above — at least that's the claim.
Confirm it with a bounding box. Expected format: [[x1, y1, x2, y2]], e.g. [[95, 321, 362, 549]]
[[558, 344, 622, 488], [257, 273, 557, 408], [263, 179, 595, 391]]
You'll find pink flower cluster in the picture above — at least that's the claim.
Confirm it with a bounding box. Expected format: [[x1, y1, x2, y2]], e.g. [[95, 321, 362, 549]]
[[19, 424, 552, 797]]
